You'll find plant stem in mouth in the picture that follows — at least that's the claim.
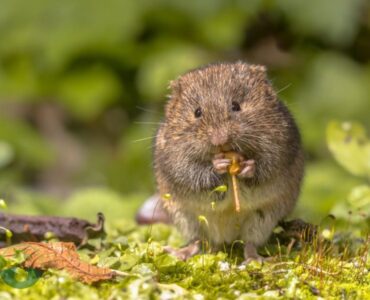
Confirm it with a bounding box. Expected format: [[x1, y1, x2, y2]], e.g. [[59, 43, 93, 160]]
[[224, 151, 242, 213], [231, 174, 240, 212]]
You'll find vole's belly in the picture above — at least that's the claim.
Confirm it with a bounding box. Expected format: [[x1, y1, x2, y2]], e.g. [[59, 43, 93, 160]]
[[169, 177, 284, 245], [184, 192, 254, 245], [202, 206, 247, 244]]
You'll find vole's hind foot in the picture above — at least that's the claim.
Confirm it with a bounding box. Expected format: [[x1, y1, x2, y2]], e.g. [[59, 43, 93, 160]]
[[212, 153, 231, 174], [238, 159, 256, 178], [242, 242, 269, 265], [163, 240, 201, 261], [242, 254, 268, 265]]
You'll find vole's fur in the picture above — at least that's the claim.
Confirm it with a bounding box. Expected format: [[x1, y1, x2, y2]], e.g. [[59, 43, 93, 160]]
[[154, 62, 304, 261]]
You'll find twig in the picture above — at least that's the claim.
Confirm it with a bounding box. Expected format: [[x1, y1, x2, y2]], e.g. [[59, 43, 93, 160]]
[[0, 213, 105, 246]]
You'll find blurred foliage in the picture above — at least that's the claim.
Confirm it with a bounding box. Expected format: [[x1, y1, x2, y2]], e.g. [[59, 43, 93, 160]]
[[0, 0, 369, 223], [327, 121, 370, 178], [277, 0, 364, 46], [327, 121, 370, 231], [0, 142, 13, 169]]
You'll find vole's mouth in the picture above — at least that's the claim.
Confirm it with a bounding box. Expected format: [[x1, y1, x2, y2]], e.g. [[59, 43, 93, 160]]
[[220, 144, 233, 152], [210, 143, 234, 154]]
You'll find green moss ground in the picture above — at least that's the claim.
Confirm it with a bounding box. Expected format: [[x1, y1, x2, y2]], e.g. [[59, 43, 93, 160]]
[[0, 220, 368, 300]]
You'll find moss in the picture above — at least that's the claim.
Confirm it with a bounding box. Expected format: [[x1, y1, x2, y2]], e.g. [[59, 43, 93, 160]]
[[0, 223, 368, 299]]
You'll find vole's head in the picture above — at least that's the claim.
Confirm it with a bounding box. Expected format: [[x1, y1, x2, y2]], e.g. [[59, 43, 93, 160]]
[[164, 62, 293, 161]]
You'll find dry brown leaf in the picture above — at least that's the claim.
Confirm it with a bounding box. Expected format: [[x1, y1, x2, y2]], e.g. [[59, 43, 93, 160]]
[[0, 242, 115, 284]]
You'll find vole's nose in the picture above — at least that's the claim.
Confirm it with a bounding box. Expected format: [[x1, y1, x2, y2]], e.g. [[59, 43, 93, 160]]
[[209, 128, 229, 147]]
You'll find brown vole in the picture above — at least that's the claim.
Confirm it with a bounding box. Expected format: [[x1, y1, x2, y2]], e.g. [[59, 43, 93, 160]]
[[153, 62, 304, 262]]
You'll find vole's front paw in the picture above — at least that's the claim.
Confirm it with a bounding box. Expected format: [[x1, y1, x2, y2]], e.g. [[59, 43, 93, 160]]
[[238, 159, 256, 178], [212, 153, 231, 175]]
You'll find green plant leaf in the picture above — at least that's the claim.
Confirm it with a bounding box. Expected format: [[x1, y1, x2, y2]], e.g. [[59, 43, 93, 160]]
[[120, 252, 140, 271], [211, 185, 228, 193], [0, 141, 14, 169], [327, 121, 370, 178], [348, 185, 370, 211], [0, 256, 6, 270], [296, 53, 369, 154], [154, 254, 178, 273]]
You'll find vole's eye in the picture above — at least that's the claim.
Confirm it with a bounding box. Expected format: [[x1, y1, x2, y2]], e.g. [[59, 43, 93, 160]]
[[194, 107, 202, 118], [231, 101, 241, 112]]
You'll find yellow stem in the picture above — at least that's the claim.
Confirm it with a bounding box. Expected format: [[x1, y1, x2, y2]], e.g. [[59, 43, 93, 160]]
[[224, 151, 242, 213], [231, 174, 240, 213]]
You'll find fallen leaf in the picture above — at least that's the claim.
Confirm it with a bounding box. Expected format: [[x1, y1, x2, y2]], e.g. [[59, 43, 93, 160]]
[[0, 242, 115, 284]]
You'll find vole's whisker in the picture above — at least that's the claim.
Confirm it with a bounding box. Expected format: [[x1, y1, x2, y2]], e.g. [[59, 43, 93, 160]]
[[238, 134, 267, 140], [136, 106, 161, 115], [242, 128, 284, 132], [135, 121, 164, 125], [132, 136, 156, 143], [146, 144, 156, 151], [282, 100, 300, 109], [276, 83, 292, 95], [233, 142, 243, 152]]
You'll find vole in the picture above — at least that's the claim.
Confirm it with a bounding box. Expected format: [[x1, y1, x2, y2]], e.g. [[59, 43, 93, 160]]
[[152, 62, 304, 262]]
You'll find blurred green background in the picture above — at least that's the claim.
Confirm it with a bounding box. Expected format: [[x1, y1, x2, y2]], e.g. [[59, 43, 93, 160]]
[[0, 0, 369, 225]]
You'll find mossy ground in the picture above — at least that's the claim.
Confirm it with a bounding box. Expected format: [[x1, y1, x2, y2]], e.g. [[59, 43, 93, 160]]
[[0, 220, 368, 300]]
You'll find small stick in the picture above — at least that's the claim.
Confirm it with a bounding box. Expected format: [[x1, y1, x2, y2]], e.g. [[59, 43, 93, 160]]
[[0, 213, 106, 246], [224, 152, 241, 213]]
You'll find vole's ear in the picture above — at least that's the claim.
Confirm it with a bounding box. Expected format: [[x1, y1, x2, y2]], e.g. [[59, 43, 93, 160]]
[[248, 64, 267, 79], [165, 79, 182, 118], [248, 64, 277, 101], [168, 79, 182, 96]]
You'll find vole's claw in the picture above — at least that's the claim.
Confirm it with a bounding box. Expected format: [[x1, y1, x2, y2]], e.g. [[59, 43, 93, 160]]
[[238, 159, 256, 178], [212, 156, 231, 174]]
